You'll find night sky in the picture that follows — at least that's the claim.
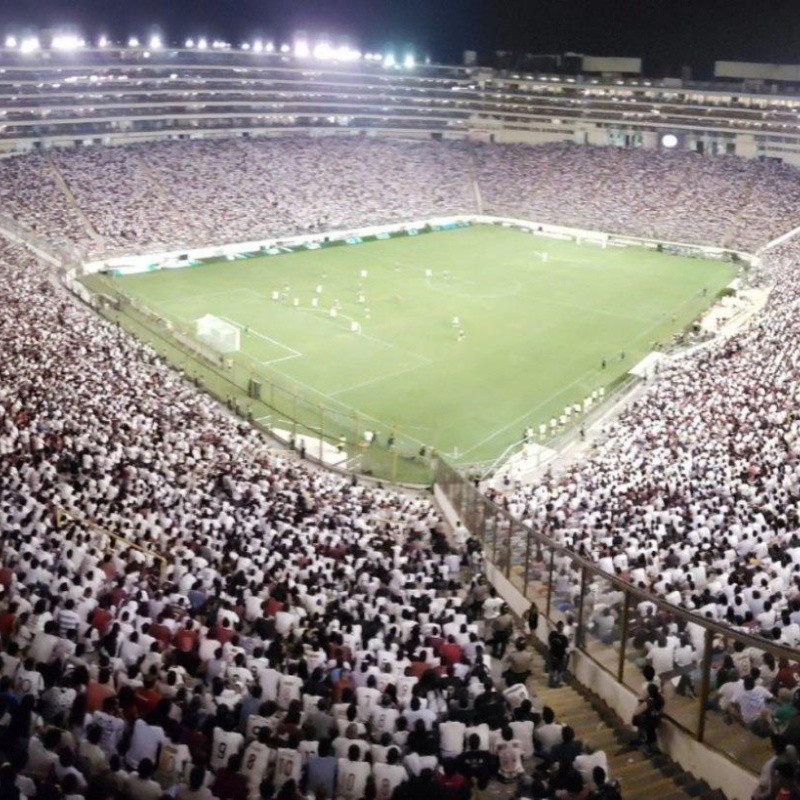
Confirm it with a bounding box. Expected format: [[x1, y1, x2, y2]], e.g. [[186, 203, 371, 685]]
[[1, 0, 799, 76]]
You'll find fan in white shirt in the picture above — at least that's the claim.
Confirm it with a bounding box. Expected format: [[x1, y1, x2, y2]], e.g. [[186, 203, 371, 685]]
[[438, 720, 466, 758], [241, 730, 274, 796], [337, 746, 372, 800], [373, 748, 409, 800], [210, 723, 245, 771], [273, 745, 304, 791]]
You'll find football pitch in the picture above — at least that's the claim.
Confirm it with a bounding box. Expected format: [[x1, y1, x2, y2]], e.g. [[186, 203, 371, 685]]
[[88, 225, 736, 479]]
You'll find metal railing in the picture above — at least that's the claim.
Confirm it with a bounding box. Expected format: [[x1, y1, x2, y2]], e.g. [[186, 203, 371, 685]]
[[54, 506, 169, 581], [436, 456, 797, 775], [76, 275, 437, 485]]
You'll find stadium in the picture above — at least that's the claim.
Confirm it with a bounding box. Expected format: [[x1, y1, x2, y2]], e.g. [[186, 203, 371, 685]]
[[2, 17, 800, 800]]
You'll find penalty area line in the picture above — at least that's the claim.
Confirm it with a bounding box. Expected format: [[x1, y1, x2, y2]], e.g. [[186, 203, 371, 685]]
[[217, 315, 302, 358], [329, 362, 429, 398]]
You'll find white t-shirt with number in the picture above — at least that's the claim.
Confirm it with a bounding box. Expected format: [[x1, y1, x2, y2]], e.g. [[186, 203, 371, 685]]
[[241, 741, 272, 791], [210, 728, 244, 771]]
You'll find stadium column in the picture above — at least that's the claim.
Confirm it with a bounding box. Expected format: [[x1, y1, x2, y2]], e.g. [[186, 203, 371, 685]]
[[616, 591, 631, 682], [696, 628, 714, 742], [545, 549, 556, 620], [504, 517, 513, 580], [522, 523, 533, 595], [319, 405, 325, 461]]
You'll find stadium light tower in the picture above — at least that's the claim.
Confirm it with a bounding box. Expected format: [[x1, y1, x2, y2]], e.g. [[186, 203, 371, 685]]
[[97, 35, 109, 48], [127, 36, 140, 48], [384, 53, 396, 68], [403, 53, 415, 69], [197, 37, 208, 50], [5, 36, 17, 49], [294, 39, 310, 58], [149, 34, 163, 50]]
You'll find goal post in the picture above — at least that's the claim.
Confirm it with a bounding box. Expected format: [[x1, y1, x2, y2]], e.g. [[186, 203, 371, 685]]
[[195, 314, 241, 353]]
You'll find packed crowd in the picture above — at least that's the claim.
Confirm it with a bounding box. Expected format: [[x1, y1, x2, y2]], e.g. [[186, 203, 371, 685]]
[[5, 133, 800, 799], [0, 137, 798, 256], [497, 237, 800, 644], [475, 142, 800, 251], [0, 238, 622, 799], [51, 138, 475, 254], [480, 239, 800, 786]]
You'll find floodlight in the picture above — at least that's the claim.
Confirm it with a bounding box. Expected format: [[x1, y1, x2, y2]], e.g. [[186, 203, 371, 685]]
[[335, 45, 360, 62], [403, 54, 415, 69], [5, 36, 17, 49], [294, 39, 310, 58], [280, 43, 290, 54], [52, 34, 84, 51], [149, 35, 162, 50], [252, 40, 263, 53], [197, 37, 208, 50], [241, 42, 250, 51], [19, 36, 40, 54], [97, 35, 109, 48], [185, 38, 195, 48], [127, 37, 140, 48], [314, 42, 333, 60], [266, 42, 275, 53], [383, 53, 396, 68], [661, 133, 678, 149]]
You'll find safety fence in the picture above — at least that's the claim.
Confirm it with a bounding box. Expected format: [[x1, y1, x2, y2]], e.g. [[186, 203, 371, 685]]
[[435, 456, 798, 776]]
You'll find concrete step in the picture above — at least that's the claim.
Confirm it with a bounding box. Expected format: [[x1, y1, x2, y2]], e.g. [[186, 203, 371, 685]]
[[490, 648, 698, 800]]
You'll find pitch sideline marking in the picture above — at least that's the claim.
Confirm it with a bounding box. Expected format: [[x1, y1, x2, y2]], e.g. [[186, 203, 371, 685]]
[[456, 367, 600, 459]]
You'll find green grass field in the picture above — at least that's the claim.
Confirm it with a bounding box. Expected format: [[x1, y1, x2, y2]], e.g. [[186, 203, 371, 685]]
[[87, 225, 736, 479]]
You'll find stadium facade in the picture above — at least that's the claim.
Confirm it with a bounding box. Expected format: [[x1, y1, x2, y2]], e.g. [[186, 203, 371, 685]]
[[3, 44, 800, 165]]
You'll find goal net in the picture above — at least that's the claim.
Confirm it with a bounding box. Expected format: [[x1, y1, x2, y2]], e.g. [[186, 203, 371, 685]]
[[195, 314, 241, 353]]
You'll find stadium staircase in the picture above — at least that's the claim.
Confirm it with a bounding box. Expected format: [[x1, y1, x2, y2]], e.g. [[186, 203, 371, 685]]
[[488, 645, 727, 800], [141, 165, 171, 203], [466, 143, 485, 214], [46, 156, 105, 245], [721, 176, 758, 249]]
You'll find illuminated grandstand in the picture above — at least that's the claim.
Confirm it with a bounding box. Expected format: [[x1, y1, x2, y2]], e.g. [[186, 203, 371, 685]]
[[3, 26, 800, 800]]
